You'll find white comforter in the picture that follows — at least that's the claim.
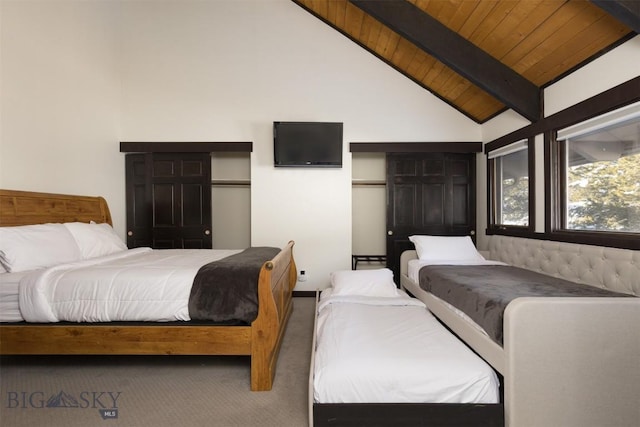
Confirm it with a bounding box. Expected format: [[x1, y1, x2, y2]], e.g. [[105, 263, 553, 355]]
[[18, 248, 241, 323], [313, 289, 500, 404], [0, 271, 27, 322]]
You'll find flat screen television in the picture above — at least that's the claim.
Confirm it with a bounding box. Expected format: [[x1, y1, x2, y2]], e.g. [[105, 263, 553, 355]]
[[273, 121, 343, 167]]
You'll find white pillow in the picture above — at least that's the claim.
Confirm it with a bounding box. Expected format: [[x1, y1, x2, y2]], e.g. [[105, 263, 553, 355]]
[[408, 235, 485, 262], [0, 223, 82, 272], [330, 268, 399, 297], [63, 222, 127, 259]]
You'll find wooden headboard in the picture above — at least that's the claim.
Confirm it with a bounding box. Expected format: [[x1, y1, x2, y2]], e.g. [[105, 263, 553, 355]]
[[0, 189, 112, 227]]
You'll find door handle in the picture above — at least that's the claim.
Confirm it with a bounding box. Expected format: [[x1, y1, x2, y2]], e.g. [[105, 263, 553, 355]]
[[205, 230, 211, 235], [387, 230, 393, 236], [127, 231, 133, 236]]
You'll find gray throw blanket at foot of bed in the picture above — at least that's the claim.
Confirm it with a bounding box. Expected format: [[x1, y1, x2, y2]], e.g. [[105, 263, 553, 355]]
[[188, 247, 281, 323], [419, 264, 632, 345]]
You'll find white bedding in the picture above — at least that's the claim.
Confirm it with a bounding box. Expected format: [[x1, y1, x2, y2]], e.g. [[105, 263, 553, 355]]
[[313, 288, 500, 404], [0, 271, 27, 322], [16, 248, 241, 323]]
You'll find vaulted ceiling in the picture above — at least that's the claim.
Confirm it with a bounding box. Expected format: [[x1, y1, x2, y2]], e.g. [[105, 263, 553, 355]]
[[293, 0, 639, 123]]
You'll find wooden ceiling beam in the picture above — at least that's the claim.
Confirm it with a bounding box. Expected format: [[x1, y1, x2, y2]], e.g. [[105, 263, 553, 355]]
[[349, 0, 542, 122], [591, 0, 640, 34]]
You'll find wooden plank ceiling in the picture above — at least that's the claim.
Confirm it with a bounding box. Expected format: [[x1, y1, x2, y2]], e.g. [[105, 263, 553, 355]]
[[292, 0, 636, 123]]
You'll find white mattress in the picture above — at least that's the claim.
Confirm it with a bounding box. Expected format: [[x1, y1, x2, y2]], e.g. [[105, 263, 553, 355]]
[[0, 271, 28, 322], [14, 248, 241, 323], [313, 288, 500, 404]]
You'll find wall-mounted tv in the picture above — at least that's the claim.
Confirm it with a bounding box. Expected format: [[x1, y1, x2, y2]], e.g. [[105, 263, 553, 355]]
[[273, 121, 343, 168]]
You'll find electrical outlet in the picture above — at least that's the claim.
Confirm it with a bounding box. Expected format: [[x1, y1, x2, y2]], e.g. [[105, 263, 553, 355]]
[[298, 270, 307, 282]]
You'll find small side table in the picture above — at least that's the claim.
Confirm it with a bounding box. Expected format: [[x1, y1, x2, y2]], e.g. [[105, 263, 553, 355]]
[[351, 255, 386, 270]]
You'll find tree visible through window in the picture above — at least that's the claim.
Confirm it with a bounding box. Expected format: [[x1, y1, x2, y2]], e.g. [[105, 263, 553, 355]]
[[566, 144, 640, 233], [497, 150, 529, 226], [490, 140, 530, 228], [560, 104, 640, 234]]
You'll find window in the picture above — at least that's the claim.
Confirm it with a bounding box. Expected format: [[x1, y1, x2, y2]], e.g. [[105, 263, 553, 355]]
[[555, 102, 640, 235], [488, 139, 532, 230]]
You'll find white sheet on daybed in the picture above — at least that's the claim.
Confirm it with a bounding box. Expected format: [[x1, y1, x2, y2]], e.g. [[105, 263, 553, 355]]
[[18, 248, 241, 323], [313, 288, 500, 404]]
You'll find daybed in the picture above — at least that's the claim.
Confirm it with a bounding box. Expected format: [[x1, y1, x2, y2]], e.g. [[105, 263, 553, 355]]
[[309, 268, 504, 427], [400, 235, 640, 427], [0, 189, 297, 391]]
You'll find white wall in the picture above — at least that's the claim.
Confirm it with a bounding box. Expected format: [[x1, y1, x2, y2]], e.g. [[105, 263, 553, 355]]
[[478, 35, 640, 250], [545, 36, 640, 116], [0, 0, 480, 290], [0, 0, 123, 215]]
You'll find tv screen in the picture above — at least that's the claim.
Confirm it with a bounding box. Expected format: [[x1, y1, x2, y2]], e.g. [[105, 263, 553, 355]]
[[273, 121, 343, 167]]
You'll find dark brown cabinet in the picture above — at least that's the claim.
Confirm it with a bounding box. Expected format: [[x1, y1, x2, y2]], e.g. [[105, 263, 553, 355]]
[[386, 152, 476, 280], [125, 152, 212, 249]]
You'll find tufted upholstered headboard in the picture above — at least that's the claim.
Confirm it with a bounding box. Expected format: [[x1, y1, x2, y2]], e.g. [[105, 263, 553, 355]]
[[486, 235, 639, 297]]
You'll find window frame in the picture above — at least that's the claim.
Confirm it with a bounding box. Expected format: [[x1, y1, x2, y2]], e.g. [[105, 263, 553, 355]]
[[484, 77, 639, 250], [486, 137, 535, 235], [548, 107, 640, 248]]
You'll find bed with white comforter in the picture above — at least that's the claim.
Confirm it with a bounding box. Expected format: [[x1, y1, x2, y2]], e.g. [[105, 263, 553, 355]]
[[310, 268, 502, 426], [11, 248, 241, 323], [313, 288, 499, 404], [0, 188, 297, 392]]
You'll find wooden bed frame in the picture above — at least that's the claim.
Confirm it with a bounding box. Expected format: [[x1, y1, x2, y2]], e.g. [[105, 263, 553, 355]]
[[0, 189, 297, 392]]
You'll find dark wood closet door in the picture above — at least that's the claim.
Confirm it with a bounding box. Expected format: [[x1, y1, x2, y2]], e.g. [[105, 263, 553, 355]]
[[386, 152, 476, 280], [126, 153, 153, 248], [126, 153, 212, 249]]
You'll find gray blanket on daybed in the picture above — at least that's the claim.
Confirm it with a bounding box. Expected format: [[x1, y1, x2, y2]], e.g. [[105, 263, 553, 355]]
[[188, 246, 280, 323], [418, 265, 631, 345]]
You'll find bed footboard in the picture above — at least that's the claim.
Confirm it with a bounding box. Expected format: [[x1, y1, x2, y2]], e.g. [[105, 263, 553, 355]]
[[250, 240, 296, 391]]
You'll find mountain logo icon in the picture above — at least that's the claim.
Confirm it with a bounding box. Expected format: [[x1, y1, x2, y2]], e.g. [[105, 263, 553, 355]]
[[46, 391, 80, 408]]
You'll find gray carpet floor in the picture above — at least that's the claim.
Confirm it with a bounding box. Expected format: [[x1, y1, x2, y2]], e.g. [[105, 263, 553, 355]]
[[0, 297, 315, 427]]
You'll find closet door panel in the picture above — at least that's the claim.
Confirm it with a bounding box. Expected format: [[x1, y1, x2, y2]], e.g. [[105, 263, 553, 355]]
[[126, 154, 153, 248], [453, 184, 470, 226], [182, 183, 205, 226], [386, 152, 476, 281], [392, 184, 418, 227], [152, 184, 176, 227], [422, 184, 445, 226], [126, 153, 212, 249]]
